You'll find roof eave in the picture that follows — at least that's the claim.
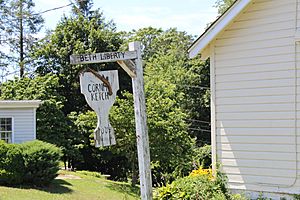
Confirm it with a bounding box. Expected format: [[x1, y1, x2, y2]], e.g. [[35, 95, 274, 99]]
[[188, 0, 252, 59], [0, 100, 43, 108]]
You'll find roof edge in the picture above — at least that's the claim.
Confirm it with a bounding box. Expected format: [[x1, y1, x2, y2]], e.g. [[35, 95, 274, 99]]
[[0, 100, 42, 108], [188, 0, 252, 59]]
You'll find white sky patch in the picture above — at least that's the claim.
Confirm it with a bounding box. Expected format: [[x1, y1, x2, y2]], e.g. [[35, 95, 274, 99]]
[[32, 0, 218, 36]]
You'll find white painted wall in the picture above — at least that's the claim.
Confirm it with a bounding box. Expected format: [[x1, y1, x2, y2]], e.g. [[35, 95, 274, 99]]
[[212, 0, 300, 195], [0, 108, 36, 143]]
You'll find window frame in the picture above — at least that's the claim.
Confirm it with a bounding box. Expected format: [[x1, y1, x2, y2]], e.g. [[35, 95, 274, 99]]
[[0, 117, 14, 143]]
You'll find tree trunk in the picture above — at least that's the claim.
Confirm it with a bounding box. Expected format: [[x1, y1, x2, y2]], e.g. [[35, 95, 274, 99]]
[[131, 159, 138, 186], [19, 0, 24, 78]]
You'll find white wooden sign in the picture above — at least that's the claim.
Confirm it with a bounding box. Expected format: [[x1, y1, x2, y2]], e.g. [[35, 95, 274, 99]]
[[70, 51, 137, 65], [80, 70, 119, 147]]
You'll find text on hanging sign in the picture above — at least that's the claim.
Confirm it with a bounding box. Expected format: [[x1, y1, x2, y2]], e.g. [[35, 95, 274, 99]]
[[70, 51, 137, 65]]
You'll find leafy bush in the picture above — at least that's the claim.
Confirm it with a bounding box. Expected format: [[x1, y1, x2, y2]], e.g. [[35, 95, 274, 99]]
[[21, 140, 62, 185], [0, 141, 25, 185], [193, 145, 211, 169], [154, 167, 238, 200], [0, 140, 62, 186]]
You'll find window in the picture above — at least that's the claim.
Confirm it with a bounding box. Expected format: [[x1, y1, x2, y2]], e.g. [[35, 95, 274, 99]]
[[0, 118, 12, 143]]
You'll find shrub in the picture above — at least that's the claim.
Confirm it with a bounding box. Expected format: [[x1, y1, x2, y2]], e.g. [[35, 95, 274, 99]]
[[154, 167, 232, 200], [0, 141, 25, 185], [193, 145, 211, 169], [0, 140, 62, 186], [21, 140, 62, 185]]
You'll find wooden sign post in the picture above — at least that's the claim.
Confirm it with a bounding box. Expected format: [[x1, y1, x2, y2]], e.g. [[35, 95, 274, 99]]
[[70, 41, 152, 200]]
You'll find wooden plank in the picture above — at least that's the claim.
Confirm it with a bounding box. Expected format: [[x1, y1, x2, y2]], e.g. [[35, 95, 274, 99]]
[[226, 174, 294, 185], [216, 127, 295, 136], [70, 51, 137, 65], [218, 150, 295, 161], [222, 166, 296, 178], [217, 143, 296, 153], [216, 78, 294, 90], [130, 42, 152, 200], [216, 103, 294, 113], [216, 95, 294, 105], [210, 42, 217, 175], [117, 60, 136, 78], [216, 111, 295, 120], [79, 70, 119, 147], [216, 54, 294, 68], [216, 37, 294, 52], [216, 86, 294, 98], [216, 45, 294, 61], [216, 70, 294, 83], [220, 158, 296, 170], [217, 135, 294, 144]]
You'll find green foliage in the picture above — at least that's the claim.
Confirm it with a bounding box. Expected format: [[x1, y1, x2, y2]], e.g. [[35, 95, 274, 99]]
[[193, 145, 212, 169], [0, 0, 44, 77], [0, 141, 24, 185], [0, 140, 61, 186], [214, 0, 236, 15], [69, 111, 129, 181], [33, 10, 127, 114], [154, 172, 228, 200], [0, 74, 79, 169], [21, 140, 62, 185]]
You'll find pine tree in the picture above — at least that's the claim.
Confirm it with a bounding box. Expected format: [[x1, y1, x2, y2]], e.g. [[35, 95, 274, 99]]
[[1, 0, 43, 77]]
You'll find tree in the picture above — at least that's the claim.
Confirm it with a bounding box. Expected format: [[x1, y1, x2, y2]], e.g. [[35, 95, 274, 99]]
[[126, 27, 211, 145], [1, 0, 44, 77], [33, 8, 127, 114], [0, 74, 81, 169], [0, 0, 9, 79], [214, 0, 236, 15]]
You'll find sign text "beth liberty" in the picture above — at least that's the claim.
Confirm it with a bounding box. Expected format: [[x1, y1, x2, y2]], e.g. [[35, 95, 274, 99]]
[[70, 51, 137, 65]]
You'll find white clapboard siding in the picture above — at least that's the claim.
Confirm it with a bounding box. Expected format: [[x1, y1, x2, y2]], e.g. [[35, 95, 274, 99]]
[[212, 0, 300, 191], [217, 127, 295, 136], [216, 95, 294, 105], [216, 78, 294, 89], [226, 174, 294, 185], [0, 108, 35, 143], [217, 135, 294, 144], [216, 71, 294, 83], [216, 46, 294, 62], [216, 103, 294, 113], [218, 151, 295, 161], [216, 37, 294, 52], [217, 111, 295, 120], [219, 158, 296, 170], [216, 54, 294, 68], [216, 87, 294, 98], [222, 166, 296, 178], [217, 143, 296, 153]]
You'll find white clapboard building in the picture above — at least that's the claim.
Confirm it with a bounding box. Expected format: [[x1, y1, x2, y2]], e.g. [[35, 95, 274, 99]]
[[0, 100, 41, 144], [189, 0, 300, 198]]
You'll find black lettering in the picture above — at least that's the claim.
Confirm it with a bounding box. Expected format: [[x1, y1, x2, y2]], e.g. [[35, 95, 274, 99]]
[[113, 52, 118, 59], [95, 84, 99, 92], [85, 55, 89, 61], [105, 92, 109, 100], [88, 84, 92, 92], [91, 93, 95, 101], [120, 52, 125, 58], [80, 55, 84, 62], [93, 54, 97, 60]]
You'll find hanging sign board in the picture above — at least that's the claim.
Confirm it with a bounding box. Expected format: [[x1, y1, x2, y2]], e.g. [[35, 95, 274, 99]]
[[70, 51, 137, 65], [80, 70, 119, 147]]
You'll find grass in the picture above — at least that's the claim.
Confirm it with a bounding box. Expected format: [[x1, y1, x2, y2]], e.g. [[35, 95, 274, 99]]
[[0, 170, 140, 200]]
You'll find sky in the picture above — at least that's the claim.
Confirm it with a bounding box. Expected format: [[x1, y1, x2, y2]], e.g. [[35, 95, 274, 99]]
[[33, 0, 219, 37]]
